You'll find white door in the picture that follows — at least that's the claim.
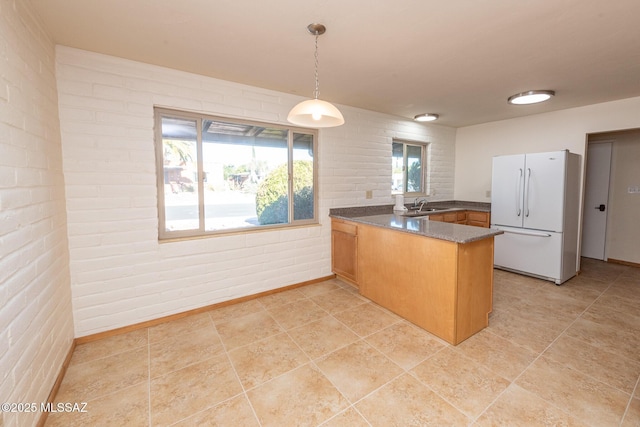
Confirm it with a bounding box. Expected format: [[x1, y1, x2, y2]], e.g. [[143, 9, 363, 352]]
[[523, 151, 567, 232], [581, 142, 612, 260], [491, 154, 525, 228]]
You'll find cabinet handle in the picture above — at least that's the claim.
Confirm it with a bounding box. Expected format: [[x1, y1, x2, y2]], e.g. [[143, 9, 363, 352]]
[[502, 229, 551, 237]]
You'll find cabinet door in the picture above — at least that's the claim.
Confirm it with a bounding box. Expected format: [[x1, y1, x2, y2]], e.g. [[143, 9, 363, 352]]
[[491, 154, 525, 227], [443, 212, 458, 223], [331, 221, 358, 283], [467, 211, 490, 228], [522, 151, 566, 232]]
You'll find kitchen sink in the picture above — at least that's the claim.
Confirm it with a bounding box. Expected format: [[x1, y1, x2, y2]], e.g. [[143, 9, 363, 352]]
[[401, 207, 448, 217]]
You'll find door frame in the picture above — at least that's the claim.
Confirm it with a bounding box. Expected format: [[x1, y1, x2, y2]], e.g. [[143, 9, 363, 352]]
[[581, 140, 613, 260]]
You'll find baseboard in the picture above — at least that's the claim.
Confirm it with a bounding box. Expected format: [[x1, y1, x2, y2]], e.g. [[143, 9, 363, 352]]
[[37, 339, 76, 427], [76, 274, 336, 344], [335, 274, 358, 289], [607, 258, 640, 268]]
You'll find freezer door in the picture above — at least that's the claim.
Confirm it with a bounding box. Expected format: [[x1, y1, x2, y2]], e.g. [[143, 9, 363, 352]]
[[491, 154, 525, 228], [522, 151, 567, 232], [493, 226, 563, 283]]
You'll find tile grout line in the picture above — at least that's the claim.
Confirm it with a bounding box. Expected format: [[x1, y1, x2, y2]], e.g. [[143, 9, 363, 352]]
[[310, 347, 405, 426], [308, 311, 451, 424], [70, 342, 149, 367], [285, 284, 479, 424], [146, 317, 225, 380], [470, 279, 579, 423], [232, 285, 402, 425], [61, 270, 640, 426], [234, 289, 355, 423], [403, 347, 479, 423], [613, 262, 640, 426], [473, 277, 620, 425], [153, 313, 255, 426], [620, 374, 640, 425], [454, 327, 530, 425], [58, 268, 637, 426], [208, 310, 264, 427]]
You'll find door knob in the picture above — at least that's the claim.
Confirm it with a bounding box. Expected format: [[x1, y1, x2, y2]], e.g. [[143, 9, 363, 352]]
[[595, 204, 606, 212]]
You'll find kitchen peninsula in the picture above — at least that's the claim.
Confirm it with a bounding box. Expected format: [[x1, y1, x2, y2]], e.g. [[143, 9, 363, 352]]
[[330, 203, 502, 345]]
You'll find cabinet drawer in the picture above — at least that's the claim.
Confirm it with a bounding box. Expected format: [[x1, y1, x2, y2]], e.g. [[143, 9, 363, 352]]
[[332, 220, 357, 235], [443, 213, 458, 222], [467, 211, 488, 222], [456, 212, 467, 221]]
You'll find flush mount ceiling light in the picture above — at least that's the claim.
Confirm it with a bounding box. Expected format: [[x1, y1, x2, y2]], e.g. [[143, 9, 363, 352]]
[[287, 23, 345, 128], [507, 90, 555, 105], [414, 113, 439, 122]]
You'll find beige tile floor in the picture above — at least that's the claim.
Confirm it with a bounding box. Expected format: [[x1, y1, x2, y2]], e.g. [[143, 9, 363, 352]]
[[45, 258, 640, 426]]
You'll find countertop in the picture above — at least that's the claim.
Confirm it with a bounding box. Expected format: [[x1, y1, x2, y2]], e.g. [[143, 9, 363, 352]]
[[329, 201, 502, 244]]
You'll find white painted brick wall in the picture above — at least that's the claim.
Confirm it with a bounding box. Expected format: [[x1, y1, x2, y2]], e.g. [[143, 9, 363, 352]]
[[0, 1, 75, 426], [55, 46, 456, 337]]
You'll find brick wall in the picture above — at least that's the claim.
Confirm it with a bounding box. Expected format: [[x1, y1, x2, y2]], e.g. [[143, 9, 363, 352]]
[[0, 1, 75, 426], [55, 46, 456, 337]]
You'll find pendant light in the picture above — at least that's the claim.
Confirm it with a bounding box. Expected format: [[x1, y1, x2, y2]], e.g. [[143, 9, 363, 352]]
[[287, 23, 345, 128]]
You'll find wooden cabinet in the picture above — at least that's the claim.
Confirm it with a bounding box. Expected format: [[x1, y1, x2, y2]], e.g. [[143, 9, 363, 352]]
[[428, 213, 444, 222], [357, 223, 494, 345], [331, 219, 358, 285], [428, 210, 466, 224], [443, 212, 460, 223], [330, 212, 491, 286], [429, 210, 490, 228], [467, 210, 490, 228]]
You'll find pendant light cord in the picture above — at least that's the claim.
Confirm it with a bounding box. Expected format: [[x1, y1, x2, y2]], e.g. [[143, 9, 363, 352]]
[[287, 23, 344, 127], [314, 34, 320, 100]]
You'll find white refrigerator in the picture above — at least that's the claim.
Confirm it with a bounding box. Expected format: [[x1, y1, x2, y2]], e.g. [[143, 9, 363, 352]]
[[491, 150, 581, 284]]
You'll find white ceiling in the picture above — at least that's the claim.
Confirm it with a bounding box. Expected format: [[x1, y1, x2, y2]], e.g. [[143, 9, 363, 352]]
[[29, 0, 640, 127]]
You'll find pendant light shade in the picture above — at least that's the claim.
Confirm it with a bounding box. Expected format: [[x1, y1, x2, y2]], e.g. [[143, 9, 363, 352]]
[[287, 99, 345, 127], [288, 23, 344, 128]]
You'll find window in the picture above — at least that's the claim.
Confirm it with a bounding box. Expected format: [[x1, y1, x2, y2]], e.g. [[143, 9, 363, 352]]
[[391, 139, 428, 195], [155, 108, 318, 239]]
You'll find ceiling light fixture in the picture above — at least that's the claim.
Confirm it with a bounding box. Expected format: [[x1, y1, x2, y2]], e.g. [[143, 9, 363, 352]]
[[507, 90, 555, 105], [287, 23, 345, 128], [414, 113, 439, 122]]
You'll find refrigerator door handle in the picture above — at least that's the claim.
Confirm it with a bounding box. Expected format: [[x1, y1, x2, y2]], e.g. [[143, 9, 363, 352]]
[[525, 168, 531, 217], [501, 229, 552, 238], [516, 168, 523, 216]]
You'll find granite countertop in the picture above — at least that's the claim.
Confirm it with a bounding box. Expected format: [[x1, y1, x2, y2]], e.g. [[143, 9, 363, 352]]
[[329, 201, 502, 244]]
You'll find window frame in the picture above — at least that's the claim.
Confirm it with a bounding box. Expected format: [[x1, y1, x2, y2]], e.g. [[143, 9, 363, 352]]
[[154, 107, 319, 240], [391, 138, 429, 197]]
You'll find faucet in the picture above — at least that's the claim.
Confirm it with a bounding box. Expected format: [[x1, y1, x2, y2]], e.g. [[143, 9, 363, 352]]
[[414, 198, 428, 212]]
